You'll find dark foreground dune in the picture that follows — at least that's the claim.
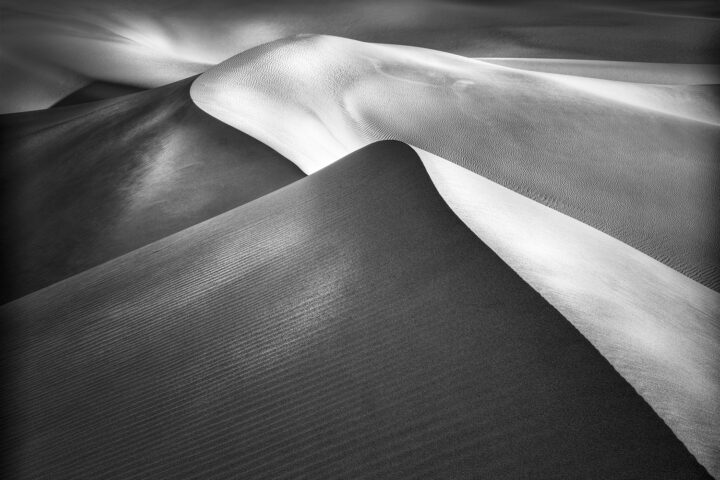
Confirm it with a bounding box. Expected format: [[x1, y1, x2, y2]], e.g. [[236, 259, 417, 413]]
[[2, 142, 709, 479], [0, 78, 304, 302]]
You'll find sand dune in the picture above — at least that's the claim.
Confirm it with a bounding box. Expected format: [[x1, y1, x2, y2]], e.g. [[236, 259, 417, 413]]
[[2, 142, 710, 479], [51, 81, 145, 108], [190, 35, 720, 474], [191, 34, 720, 290], [419, 149, 720, 476], [478, 58, 720, 84], [0, 78, 304, 302], [2, 1, 717, 478], [2, 0, 718, 112], [0, 49, 88, 113]]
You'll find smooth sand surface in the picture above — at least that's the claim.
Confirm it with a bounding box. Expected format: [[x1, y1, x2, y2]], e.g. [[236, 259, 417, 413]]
[[191, 34, 720, 290], [190, 36, 720, 474], [2, 142, 710, 479], [420, 149, 720, 476], [0, 49, 88, 113], [0, 78, 304, 302], [477, 59, 720, 84], [2, 0, 718, 112]]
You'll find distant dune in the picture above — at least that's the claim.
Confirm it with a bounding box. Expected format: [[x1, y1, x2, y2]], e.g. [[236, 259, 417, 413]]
[[477, 59, 720, 84], [1, 0, 718, 478], [3, 0, 719, 112], [191, 34, 720, 291], [2, 142, 709, 479], [0, 78, 304, 302], [51, 81, 145, 107]]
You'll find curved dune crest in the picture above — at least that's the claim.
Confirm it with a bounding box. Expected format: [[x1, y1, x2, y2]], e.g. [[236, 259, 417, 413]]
[[0, 50, 88, 113], [3, 0, 719, 113], [419, 149, 720, 475], [191, 34, 720, 290], [0, 77, 304, 302], [2, 142, 710, 479], [191, 35, 720, 475]]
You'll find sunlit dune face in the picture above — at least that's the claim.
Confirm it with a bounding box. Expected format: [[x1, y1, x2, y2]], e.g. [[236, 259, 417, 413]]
[[191, 35, 720, 291], [2, 0, 719, 476], [190, 34, 720, 475], [477, 58, 720, 85], [2, 0, 719, 112], [419, 151, 720, 474]]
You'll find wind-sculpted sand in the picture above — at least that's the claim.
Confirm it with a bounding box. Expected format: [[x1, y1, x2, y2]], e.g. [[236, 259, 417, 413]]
[[1, 0, 717, 477], [420, 150, 720, 476], [51, 81, 145, 107], [0, 78, 304, 302], [477, 59, 720, 84], [191, 34, 720, 290], [190, 35, 720, 474], [2, 142, 710, 479], [3, 0, 719, 112]]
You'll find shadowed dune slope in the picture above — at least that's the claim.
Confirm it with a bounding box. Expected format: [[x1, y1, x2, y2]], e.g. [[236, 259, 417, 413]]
[[2, 142, 710, 479], [418, 150, 720, 476], [51, 81, 146, 108], [192, 34, 720, 290], [0, 77, 304, 302]]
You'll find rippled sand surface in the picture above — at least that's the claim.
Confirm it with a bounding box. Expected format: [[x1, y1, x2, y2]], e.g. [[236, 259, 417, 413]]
[[191, 36, 720, 474], [420, 150, 720, 475], [0, 78, 303, 301], [2, 2, 718, 477], [3, 142, 709, 479]]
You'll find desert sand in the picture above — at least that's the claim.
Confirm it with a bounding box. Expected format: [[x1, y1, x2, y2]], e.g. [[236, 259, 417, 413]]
[[2, 0, 718, 112], [2, 142, 709, 479], [477, 59, 720, 84], [191, 34, 720, 290], [51, 81, 145, 107], [0, 78, 304, 302], [420, 149, 720, 475], [1, 1, 717, 477], [190, 35, 720, 474]]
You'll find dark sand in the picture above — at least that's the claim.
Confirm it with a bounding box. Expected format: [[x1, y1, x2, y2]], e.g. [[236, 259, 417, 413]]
[[51, 81, 145, 108], [2, 141, 709, 479], [0, 77, 304, 302]]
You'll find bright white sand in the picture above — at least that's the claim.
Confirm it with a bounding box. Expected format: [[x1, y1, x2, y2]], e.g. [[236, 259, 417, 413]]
[[477, 58, 720, 85], [3, 0, 719, 113], [191, 34, 720, 289], [420, 150, 720, 476], [191, 35, 720, 475]]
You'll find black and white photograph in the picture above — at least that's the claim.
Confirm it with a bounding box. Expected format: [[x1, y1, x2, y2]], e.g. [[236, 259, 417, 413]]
[[1, 0, 719, 478]]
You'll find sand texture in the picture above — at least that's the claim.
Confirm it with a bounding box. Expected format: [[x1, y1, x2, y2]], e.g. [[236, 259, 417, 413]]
[[2, 142, 710, 479], [0, 78, 304, 302], [192, 34, 720, 291], [419, 150, 720, 475], [3, 0, 718, 112]]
